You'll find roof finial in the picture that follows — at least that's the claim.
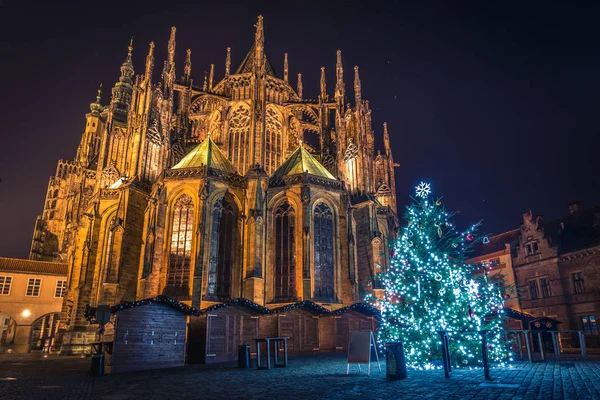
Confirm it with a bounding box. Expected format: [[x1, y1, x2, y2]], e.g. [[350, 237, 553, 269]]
[[354, 65, 361, 106], [183, 49, 192, 84], [284, 53, 289, 83], [225, 47, 231, 78], [144, 42, 155, 83], [208, 64, 214, 91], [90, 83, 103, 114], [168, 26, 176, 66], [297, 73, 303, 100], [335, 50, 344, 105], [320, 66, 327, 101], [96, 83, 103, 103], [254, 15, 265, 74], [203, 72, 208, 91]]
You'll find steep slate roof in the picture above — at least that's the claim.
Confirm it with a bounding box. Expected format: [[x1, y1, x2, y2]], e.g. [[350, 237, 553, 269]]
[[272, 145, 335, 180], [235, 43, 276, 76], [172, 135, 237, 174], [543, 205, 600, 253], [0, 257, 68, 276]]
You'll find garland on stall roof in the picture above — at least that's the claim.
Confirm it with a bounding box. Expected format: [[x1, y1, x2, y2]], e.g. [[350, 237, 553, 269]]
[[271, 300, 331, 315], [331, 302, 382, 318], [199, 298, 273, 315], [110, 295, 202, 316]]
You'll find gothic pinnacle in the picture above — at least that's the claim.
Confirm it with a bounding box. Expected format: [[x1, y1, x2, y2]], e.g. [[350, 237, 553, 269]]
[[209, 64, 214, 91], [284, 53, 289, 83], [183, 49, 192, 83], [335, 50, 344, 104], [90, 83, 103, 114], [168, 26, 176, 66], [225, 47, 231, 78], [144, 42, 155, 83], [320, 66, 327, 100], [354, 65, 361, 106], [297, 73, 303, 100]]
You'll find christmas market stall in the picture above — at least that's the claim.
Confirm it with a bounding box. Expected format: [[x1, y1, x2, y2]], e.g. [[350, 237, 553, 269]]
[[109, 296, 195, 373], [319, 303, 380, 352], [268, 301, 330, 355], [187, 299, 271, 364]]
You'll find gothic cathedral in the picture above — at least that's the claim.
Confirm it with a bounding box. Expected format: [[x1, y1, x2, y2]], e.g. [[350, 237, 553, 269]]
[[29, 17, 399, 350]]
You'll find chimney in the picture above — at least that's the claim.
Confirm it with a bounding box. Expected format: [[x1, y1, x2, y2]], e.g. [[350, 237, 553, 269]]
[[568, 201, 582, 215]]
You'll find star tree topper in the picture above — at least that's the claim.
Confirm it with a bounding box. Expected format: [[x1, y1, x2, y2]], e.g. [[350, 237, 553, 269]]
[[415, 182, 431, 198]]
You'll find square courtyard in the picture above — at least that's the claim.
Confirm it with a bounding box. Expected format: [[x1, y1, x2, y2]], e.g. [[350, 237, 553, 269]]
[[1, 354, 600, 399]]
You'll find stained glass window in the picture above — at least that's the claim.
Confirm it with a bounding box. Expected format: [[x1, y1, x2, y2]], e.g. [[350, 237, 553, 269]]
[[207, 197, 238, 299], [166, 194, 194, 298], [313, 203, 335, 301], [274, 202, 296, 301]]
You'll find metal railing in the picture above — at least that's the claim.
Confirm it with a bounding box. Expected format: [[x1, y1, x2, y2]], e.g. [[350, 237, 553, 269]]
[[506, 330, 587, 361]]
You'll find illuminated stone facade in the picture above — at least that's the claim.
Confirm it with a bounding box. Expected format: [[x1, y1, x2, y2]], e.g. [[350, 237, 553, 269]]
[[28, 17, 399, 352]]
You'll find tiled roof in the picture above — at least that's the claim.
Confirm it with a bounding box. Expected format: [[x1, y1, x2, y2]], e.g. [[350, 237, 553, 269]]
[[271, 144, 335, 180], [172, 135, 238, 174], [0, 257, 68, 276], [471, 229, 520, 258]]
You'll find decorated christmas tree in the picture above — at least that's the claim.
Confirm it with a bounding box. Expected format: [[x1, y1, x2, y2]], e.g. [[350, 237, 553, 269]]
[[374, 182, 508, 369]]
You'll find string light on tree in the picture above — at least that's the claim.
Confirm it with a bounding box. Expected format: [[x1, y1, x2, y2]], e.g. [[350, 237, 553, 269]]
[[370, 182, 508, 369]]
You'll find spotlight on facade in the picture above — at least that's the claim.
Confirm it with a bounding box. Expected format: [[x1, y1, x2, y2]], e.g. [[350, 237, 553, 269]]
[[21, 309, 31, 318]]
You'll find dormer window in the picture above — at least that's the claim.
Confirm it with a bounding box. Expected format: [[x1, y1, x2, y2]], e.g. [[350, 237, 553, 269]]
[[525, 241, 539, 255]]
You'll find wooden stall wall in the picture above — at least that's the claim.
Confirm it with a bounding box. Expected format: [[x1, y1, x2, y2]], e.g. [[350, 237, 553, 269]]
[[188, 305, 263, 364], [111, 303, 187, 373], [320, 310, 379, 352], [274, 308, 320, 355]]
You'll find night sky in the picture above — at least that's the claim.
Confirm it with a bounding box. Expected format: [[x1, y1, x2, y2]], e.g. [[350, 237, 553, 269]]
[[1, 1, 599, 259]]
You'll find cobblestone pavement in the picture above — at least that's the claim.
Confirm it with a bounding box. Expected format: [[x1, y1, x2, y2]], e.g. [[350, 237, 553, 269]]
[[1, 353, 600, 399]]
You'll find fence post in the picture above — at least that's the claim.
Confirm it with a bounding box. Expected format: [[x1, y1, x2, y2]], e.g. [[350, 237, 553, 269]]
[[438, 331, 450, 378], [480, 330, 491, 381], [551, 332, 559, 360], [579, 331, 587, 360], [524, 330, 532, 363], [537, 332, 545, 361]]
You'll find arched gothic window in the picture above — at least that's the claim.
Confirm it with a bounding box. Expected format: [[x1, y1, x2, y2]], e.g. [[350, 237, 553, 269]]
[[103, 215, 119, 283], [265, 106, 282, 175], [165, 194, 194, 299], [274, 201, 296, 301], [313, 203, 334, 301], [228, 105, 251, 174], [207, 196, 238, 299]]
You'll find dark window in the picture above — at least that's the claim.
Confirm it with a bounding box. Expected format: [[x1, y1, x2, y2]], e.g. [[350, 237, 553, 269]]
[[313, 203, 335, 301], [274, 201, 296, 302], [207, 197, 238, 300], [529, 280, 539, 300], [581, 316, 598, 335], [26, 278, 42, 297], [0, 276, 12, 295], [165, 194, 194, 299], [526, 241, 539, 255], [55, 280, 67, 298], [572, 272, 585, 294], [540, 278, 551, 298]]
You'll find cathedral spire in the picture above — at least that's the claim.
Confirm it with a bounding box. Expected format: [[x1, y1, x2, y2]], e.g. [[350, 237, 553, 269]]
[[383, 122, 391, 158], [225, 47, 231, 78], [335, 50, 344, 105], [320, 66, 327, 100], [354, 65, 361, 106], [208, 64, 214, 91], [284, 53, 289, 83], [144, 42, 155, 83], [253, 15, 265, 75], [297, 73, 303, 100], [167, 26, 176, 67], [183, 49, 192, 84]]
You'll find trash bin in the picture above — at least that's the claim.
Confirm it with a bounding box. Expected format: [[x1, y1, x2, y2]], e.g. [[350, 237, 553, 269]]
[[385, 342, 407, 380], [90, 354, 104, 377], [238, 345, 250, 368]]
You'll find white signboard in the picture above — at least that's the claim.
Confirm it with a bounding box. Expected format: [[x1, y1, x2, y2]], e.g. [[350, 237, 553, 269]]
[[346, 330, 381, 375]]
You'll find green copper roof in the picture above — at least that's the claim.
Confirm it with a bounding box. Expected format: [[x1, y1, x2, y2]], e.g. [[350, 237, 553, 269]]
[[172, 135, 237, 174], [272, 145, 335, 180]]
